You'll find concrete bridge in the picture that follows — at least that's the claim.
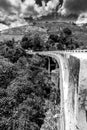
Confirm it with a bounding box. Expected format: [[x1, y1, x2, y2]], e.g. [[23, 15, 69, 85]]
[[26, 50, 87, 130]]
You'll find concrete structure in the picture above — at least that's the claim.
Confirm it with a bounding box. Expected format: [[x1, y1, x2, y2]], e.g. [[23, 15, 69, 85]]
[[26, 50, 87, 130], [51, 68, 60, 88]]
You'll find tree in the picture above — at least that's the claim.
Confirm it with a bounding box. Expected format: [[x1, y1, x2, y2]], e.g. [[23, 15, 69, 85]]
[[4, 54, 55, 130], [4, 39, 15, 48], [63, 27, 72, 36], [21, 36, 33, 49], [33, 33, 44, 51], [49, 34, 59, 42], [0, 57, 17, 89], [2, 46, 26, 63]]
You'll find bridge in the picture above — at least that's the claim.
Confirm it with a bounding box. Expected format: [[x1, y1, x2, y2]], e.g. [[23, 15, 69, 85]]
[[26, 50, 87, 130]]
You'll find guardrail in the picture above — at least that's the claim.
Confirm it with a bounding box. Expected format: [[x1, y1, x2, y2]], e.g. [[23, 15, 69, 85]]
[[26, 49, 87, 55]]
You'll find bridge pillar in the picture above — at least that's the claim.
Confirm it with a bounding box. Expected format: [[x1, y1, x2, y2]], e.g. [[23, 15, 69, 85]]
[[60, 55, 80, 130], [48, 57, 51, 74]]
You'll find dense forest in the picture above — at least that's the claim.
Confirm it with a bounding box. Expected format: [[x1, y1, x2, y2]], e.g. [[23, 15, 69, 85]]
[[0, 27, 84, 130], [20, 27, 84, 51]]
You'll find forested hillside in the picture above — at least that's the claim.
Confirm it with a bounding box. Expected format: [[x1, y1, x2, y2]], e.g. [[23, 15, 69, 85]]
[[0, 32, 60, 130]]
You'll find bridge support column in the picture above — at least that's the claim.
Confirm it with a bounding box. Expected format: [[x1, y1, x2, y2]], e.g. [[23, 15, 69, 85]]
[[61, 55, 80, 130], [48, 57, 51, 73]]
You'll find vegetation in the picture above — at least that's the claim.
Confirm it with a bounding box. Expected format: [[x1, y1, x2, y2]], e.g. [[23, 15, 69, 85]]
[[20, 27, 84, 51], [0, 38, 59, 130]]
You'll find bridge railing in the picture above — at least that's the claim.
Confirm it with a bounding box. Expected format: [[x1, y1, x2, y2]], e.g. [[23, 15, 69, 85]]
[[26, 49, 87, 55]]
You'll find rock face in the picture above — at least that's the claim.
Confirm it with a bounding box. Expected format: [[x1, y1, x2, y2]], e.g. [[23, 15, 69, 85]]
[[58, 55, 80, 130], [61, 53, 87, 130], [61, 54, 87, 130], [67, 56, 80, 130], [78, 59, 87, 130]]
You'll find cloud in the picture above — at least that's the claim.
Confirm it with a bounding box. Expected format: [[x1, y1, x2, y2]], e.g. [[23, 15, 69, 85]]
[[0, 0, 64, 27], [46, 0, 58, 11], [2, 0, 87, 19], [8, 0, 20, 7], [60, 0, 87, 15], [0, 0, 12, 13], [0, 0, 62, 18], [21, 0, 35, 14], [35, 0, 50, 6], [20, 0, 60, 17], [76, 12, 87, 25]]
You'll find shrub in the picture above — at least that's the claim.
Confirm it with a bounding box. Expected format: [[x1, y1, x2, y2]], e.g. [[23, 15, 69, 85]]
[[6, 54, 54, 130], [21, 36, 33, 49], [49, 34, 59, 42], [63, 27, 72, 36], [21, 36, 28, 42], [4, 38, 15, 48], [33, 33, 44, 51], [0, 57, 17, 89], [0, 88, 7, 98], [3, 46, 26, 63], [57, 43, 64, 50], [33, 21, 36, 25]]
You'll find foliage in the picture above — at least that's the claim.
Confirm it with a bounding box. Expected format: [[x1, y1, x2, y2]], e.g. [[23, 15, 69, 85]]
[[45, 27, 82, 50], [33, 33, 44, 51], [62, 27, 72, 36], [0, 57, 17, 89], [0, 41, 57, 130], [41, 103, 60, 130], [21, 33, 45, 51], [2, 45, 26, 63], [21, 36, 33, 49], [20, 27, 85, 51], [49, 34, 59, 43], [4, 38, 15, 48], [79, 89, 87, 109]]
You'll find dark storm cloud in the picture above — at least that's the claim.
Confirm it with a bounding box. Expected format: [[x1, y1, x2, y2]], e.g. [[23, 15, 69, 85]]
[[35, 0, 63, 6], [64, 0, 87, 14], [21, 0, 62, 6], [35, 0, 50, 6], [0, 0, 62, 18], [59, 0, 63, 6], [35, 0, 43, 6], [21, 0, 25, 2], [21, 0, 46, 6], [24, 5, 38, 16], [0, 0, 21, 15], [0, 0, 12, 12]]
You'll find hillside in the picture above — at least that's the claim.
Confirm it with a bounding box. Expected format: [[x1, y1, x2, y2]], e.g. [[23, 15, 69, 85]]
[[0, 20, 87, 47]]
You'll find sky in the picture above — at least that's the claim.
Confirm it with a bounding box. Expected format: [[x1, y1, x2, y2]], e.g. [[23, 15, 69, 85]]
[[0, 0, 62, 18], [0, 0, 87, 27], [65, 0, 87, 14], [0, 0, 62, 29], [60, 0, 87, 15], [0, 0, 86, 16]]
